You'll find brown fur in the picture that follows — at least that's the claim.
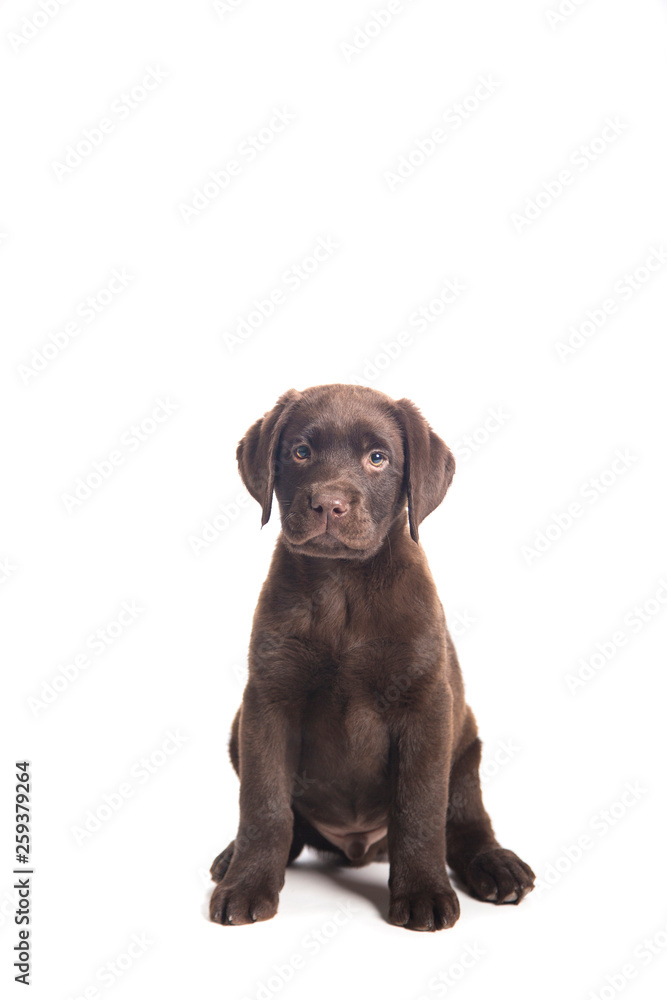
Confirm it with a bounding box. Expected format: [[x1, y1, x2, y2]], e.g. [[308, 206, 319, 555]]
[[209, 384, 534, 931]]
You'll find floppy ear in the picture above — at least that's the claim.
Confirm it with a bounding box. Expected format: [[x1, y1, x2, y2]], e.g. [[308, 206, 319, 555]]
[[395, 398, 456, 544], [236, 389, 301, 526]]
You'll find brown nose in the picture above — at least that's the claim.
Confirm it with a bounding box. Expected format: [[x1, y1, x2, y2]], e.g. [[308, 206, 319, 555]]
[[310, 493, 349, 519]]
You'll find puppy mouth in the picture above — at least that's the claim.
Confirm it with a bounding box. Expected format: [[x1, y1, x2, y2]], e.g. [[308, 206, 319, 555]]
[[284, 525, 354, 550], [281, 520, 373, 553]]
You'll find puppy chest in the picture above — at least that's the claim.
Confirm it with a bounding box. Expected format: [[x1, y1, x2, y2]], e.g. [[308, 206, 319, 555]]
[[297, 687, 390, 793]]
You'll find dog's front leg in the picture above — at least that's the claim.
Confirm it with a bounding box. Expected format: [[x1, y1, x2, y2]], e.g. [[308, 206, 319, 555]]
[[210, 684, 299, 925], [387, 684, 460, 931]]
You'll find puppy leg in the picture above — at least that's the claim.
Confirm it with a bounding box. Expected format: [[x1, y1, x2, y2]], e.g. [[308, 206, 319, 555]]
[[211, 821, 305, 884], [209, 687, 300, 925], [387, 690, 461, 932], [446, 736, 535, 904]]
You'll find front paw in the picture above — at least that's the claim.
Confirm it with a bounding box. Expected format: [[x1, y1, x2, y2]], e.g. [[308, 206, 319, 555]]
[[389, 885, 460, 932], [209, 877, 279, 925], [463, 847, 535, 904]]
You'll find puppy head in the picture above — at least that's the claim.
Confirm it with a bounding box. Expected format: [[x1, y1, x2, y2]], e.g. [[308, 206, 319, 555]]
[[237, 384, 455, 558]]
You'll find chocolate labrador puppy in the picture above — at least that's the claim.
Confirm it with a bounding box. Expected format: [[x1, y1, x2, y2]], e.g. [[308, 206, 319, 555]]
[[209, 383, 534, 931]]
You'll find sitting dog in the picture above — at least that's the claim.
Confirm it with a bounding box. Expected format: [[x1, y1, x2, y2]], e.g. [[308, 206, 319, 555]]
[[209, 383, 534, 931]]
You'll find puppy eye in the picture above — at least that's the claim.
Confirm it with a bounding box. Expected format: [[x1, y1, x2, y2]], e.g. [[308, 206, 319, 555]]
[[368, 451, 386, 467], [294, 445, 311, 461]]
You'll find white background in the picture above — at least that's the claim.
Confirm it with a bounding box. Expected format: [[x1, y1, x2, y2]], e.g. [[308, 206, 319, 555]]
[[2, 0, 666, 998]]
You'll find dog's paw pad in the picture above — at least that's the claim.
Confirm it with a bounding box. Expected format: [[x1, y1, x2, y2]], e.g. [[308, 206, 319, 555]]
[[465, 847, 535, 905]]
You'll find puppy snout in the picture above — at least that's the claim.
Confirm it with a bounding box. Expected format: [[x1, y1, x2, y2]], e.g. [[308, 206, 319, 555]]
[[310, 492, 349, 520]]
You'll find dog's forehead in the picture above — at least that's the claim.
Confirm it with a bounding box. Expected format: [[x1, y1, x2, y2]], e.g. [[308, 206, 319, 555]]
[[284, 386, 402, 449]]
